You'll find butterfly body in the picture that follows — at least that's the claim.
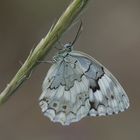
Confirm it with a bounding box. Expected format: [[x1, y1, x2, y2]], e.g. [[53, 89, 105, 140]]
[[39, 44, 129, 125]]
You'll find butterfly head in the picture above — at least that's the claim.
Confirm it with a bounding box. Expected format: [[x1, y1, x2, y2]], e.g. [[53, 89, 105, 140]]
[[64, 43, 73, 52], [53, 43, 73, 62]]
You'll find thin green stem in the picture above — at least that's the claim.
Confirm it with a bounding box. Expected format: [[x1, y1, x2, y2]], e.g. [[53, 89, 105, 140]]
[[0, 0, 90, 105]]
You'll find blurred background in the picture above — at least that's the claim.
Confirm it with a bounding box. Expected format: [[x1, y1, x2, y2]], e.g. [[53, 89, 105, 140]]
[[0, 0, 140, 140]]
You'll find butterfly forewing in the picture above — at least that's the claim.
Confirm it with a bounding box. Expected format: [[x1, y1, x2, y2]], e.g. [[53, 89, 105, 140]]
[[70, 51, 129, 116]]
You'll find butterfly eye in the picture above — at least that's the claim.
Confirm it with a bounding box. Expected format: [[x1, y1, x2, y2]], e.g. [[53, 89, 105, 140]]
[[64, 43, 72, 51]]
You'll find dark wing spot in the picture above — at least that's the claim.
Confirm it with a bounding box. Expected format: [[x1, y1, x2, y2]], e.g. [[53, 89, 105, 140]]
[[111, 95, 114, 99], [90, 102, 97, 111], [53, 103, 58, 107], [62, 105, 67, 110]]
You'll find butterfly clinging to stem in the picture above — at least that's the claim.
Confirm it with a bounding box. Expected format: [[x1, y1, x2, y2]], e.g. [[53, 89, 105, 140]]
[[39, 22, 129, 125]]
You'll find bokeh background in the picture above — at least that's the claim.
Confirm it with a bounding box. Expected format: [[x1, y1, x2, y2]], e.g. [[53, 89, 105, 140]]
[[0, 0, 140, 140]]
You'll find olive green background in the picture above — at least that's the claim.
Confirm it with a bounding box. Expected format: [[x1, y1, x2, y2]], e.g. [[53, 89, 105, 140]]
[[0, 0, 140, 140]]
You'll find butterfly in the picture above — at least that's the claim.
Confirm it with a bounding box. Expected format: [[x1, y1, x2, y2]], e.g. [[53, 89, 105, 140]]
[[39, 23, 129, 125]]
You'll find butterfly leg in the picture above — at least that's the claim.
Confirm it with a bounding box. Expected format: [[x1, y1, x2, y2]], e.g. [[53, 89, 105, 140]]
[[26, 70, 33, 80]]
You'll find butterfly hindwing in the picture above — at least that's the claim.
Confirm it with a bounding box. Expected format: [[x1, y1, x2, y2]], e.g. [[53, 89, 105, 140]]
[[39, 56, 91, 125]]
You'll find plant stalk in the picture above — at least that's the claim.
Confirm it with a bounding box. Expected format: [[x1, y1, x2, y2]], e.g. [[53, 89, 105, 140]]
[[0, 0, 90, 105]]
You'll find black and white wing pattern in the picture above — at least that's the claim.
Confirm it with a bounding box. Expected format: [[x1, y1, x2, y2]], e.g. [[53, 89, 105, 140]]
[[70, 51, 129, 117], [39, 51, 129, 125], [39, 57, 91, 125]]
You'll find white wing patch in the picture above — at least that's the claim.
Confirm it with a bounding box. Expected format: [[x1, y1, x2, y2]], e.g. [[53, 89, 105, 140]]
[[39, 51, 130, 125]]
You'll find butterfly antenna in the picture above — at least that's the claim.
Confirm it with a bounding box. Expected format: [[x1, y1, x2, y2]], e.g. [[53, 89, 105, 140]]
[[71, 20, 83, 46]]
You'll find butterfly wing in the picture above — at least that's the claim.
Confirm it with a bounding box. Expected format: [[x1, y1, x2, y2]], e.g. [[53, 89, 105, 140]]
[[39, 50, 129, 125], [39, 57, 91, 125], [70, 51, 129, 117]]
